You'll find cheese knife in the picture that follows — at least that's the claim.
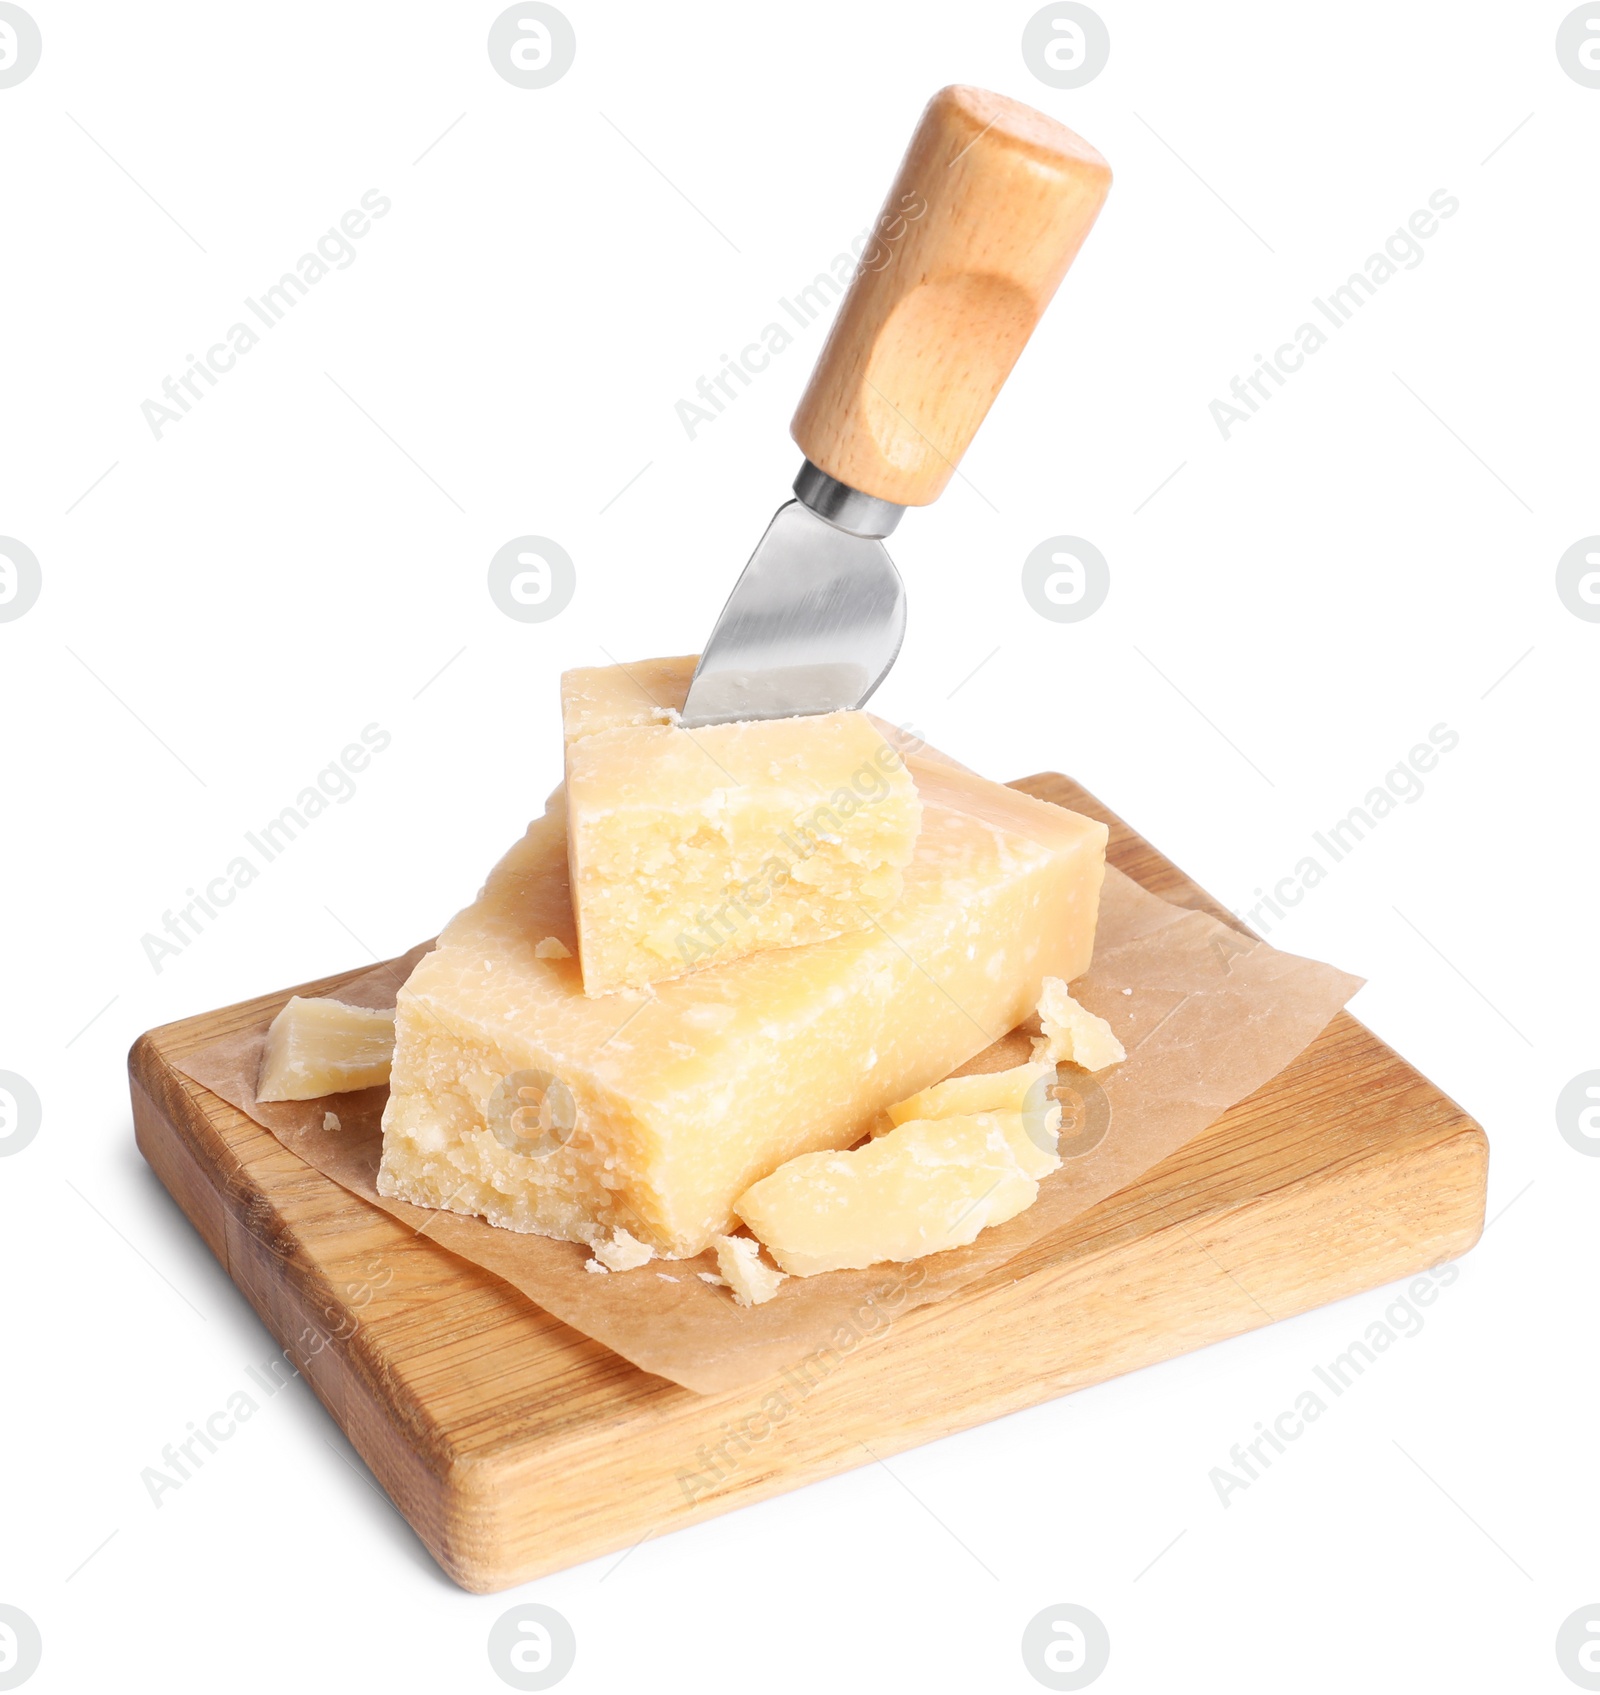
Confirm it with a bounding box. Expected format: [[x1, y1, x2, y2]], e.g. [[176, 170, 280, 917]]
[[678, 84, 1112, 729]]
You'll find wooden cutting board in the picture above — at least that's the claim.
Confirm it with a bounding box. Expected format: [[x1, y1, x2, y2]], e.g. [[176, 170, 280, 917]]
[[129, 774, 1488, 1593]]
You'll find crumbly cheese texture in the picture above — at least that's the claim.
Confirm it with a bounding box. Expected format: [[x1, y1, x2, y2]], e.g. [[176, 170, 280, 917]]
[[1032, 977, 1127, 1070], [711, 1234, 787, 1306], [562, 659, 924, 996], [560, 653, 698, 743], [736, 1109, 1061, 1277], [375, 754, 1107, 1258], [256, 996, 396, 1102]]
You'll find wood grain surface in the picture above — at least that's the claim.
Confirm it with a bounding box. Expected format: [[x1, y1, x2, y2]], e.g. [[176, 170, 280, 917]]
[[129, 774, 1488, 1593]]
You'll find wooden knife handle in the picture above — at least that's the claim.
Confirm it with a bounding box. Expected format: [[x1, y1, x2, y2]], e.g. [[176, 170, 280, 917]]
[[791, 85, 1111, 509]]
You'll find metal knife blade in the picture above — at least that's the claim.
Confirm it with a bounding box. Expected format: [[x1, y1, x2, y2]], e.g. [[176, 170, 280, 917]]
[[678, 467, 906, 728]]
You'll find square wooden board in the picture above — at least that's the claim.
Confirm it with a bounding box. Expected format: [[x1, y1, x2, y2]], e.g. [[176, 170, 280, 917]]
[[129, 774, 1488, 1592]]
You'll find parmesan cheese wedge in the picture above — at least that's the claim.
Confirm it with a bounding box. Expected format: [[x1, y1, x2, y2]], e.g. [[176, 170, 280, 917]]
[[375, 751, 1107, 1258], [735, 1109, 1060, 1276], [562, 657, 923, 996], [256, 996, 396, 1102]]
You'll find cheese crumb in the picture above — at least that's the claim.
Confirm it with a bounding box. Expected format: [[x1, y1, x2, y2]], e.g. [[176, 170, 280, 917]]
[[656, 1272, 680, 1282], [711, 1233, 787, 1307], [591, 1228, 653, 1271], [697, 1271, 725, 1286], [322, 1111, 341, 1132], [584, 1258, 609, 1274], [534, 936, 571, 960], [1031, 977, 1126, 1071]]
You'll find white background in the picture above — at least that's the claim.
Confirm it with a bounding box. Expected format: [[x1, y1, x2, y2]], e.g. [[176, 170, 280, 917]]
[[2, 1, 1597, 1690]]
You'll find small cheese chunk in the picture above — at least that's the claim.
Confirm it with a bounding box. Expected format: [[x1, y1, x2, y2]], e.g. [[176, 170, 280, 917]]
[[322, 1111, 341, 1132], [561, 658, 924, 996], [1031, 977, 1126, 1071], [376, 742, 1107, 1258], [257, 996, 396, 1102], [533, 936, 571, 960], [711, 1234, 787, 1307], [591, 1228, 654, 1271], [885, 1060, 1055, 1128], [736, 1111, 1057, 1276]]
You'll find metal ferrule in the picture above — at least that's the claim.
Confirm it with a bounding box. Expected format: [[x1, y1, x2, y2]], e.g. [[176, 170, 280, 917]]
[[793, 460, 905, 539]]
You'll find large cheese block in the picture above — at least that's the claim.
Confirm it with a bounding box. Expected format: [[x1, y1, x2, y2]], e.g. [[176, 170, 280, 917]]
[[376, 756, 1107, 1258], [561, 659, 923, 996]]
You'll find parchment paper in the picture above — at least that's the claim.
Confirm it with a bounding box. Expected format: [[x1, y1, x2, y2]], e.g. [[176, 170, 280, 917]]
[[174, 866, 1360, 1394]]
